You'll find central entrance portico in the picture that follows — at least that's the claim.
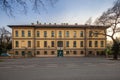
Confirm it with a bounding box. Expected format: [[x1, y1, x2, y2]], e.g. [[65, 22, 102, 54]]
[[57, 41, 63, 57]]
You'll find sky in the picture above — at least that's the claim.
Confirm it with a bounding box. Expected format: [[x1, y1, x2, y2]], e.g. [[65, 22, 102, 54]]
[[0, 0, 115, 31]]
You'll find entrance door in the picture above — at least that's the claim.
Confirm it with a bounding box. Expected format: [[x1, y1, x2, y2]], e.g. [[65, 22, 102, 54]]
[[57, 50, 63, 57]]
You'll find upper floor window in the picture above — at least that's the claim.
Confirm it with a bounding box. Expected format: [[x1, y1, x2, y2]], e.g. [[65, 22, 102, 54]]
[[15, 41, 19, 47], [101, 41, 104, 47], [28, 31, 31, 37], [59, 31, 62, 37], [37, 41, 40, 47], [66, 41, 69, 47], [51, 41, 54, 47], [66, 31, 69, 37], [28, 41, 31, 47], [89, 31, 92, 37], [44, 31, 47, 37], [95, 41, 98, 47], [89, 41, 92, 47], [22, 30, 25, 37], [44, 41, 47, 47], [73, 31, 76, 37], [73, 41, 76, 47], [80, 31, 84, 37], [37, 31, 40, 37], [15, 31, 18, 37], [94, 31, 98, 37], [57, 41, 63, 47], [51, 31, 55, 37], [80, 41, 84, 47]]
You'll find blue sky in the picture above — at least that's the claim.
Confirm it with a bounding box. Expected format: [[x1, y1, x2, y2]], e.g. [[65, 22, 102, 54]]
[[0, 0, 115, 31]]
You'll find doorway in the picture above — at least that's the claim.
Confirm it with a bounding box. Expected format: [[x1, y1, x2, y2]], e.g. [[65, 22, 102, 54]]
[[57, 50, 63, 57]]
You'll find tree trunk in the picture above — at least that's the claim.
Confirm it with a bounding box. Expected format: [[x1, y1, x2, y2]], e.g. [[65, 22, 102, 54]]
[[112, 40, 119, 60], [113, 52, 118, 60]]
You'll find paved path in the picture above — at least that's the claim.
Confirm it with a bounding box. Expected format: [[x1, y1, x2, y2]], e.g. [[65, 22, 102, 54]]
[[0, 57, 120, 80]]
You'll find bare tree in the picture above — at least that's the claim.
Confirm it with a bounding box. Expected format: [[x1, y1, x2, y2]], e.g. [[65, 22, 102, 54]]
[[94, 0, 120, 60], [85, 17, 92, 25], [0, 27, 12, 54], [0, 0, 58, 16]]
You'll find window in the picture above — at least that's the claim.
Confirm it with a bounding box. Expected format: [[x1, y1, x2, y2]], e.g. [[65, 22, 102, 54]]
[[44, 51, 47, 55], [28, 31, 31, 37], [51, 31, 55, 37], [80, 31, 84, 37], [22, 30, 25, 37], [57, 41, 63, 47], [73, 31, 76, 37], [94, 31, 98, 37], [51, 51, 55, 55], [51, 41, 54, 47], [66, 41, 69, 47], [95, 41, 98, 47], [15, 51, 19, 55], [37, 51, 40, 55], [15, 31, 18, 37], [44, 41, 47, 47], [89, 31, 92, 37], [80, 51, 84, 55], [101, 41, 104, 47], [89, 41, 92, 47], [37, 41, 40, 47], [59, 31, 62, 37], [15, 41, 19, 47], [73, 51, 77, 55], [66, 51, 69, 55], [80, 41, 84, 47], [28, 41, 31, 47], [21, 51, 25, 56], [44, 31, 47, 37], [28, 51, 31, 55], [37, 31, 40, 37], [73, 41, 76, 47], [66, 31, 69, 37]]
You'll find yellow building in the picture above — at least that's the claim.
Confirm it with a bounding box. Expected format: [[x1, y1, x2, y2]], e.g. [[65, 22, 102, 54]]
[[8, 23, 109, 57]]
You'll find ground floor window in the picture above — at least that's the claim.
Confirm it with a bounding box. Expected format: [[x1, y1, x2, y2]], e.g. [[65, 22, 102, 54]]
[[73, 51, 77, 55], [66, 51, 69, 55], [44, 51, 47, 55], [15, 51, 19, 55], [37, 51, 40, 55], [28, 51, 32, 56], [51, 51, 55, 55], [80, 51, 84, 55], [88, 51, 92, 55], [21, 51, 25, 56]]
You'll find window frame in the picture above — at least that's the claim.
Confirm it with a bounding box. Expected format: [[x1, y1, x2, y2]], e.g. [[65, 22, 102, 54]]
[[28, 41, 31, 47]]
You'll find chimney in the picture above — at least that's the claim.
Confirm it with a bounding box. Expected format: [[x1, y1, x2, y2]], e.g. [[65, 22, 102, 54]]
[[44, 23, 46, 25], [37, 21, 39, 24], [31, 23, 34, 25], [75, 23, 78, 25], [54, 23, 56, 25], [49, 23, 51, 25]]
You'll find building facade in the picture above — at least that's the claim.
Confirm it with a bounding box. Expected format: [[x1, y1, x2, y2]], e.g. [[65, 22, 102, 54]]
[[8, 24, 109, 57]]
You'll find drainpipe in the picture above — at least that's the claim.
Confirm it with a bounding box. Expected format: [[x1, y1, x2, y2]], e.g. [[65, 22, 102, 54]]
[[34, 26, 36, 57], [84, 27, 87, 56]]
